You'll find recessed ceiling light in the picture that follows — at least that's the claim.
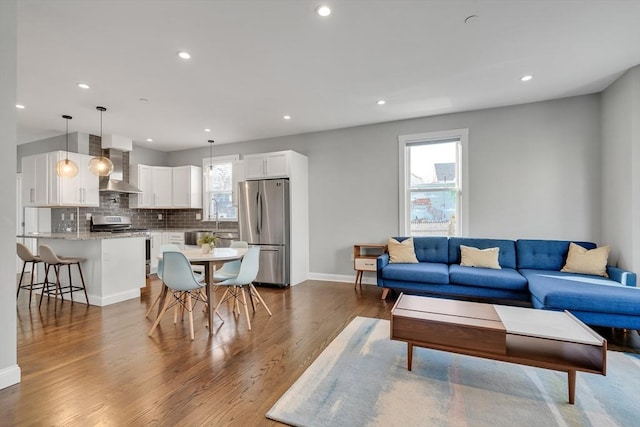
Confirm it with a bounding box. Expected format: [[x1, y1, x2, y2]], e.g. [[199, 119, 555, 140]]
[[204, 128, 211, 132], [146, 138, 153, 142], [377, 100, 386, 105], [16, 104, 25, 109], [77, 82, 90, 89], [178, 51, 191, 60], [283, 115, 292, 120], [316, 5, 331, 17], [521, 75, 533, 82]]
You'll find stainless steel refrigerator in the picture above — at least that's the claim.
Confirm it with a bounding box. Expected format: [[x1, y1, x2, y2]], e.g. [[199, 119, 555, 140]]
[[238, 179, 290, 286]]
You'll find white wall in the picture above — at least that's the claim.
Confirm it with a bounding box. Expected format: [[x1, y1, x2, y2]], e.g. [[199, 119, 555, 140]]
[[0, 0, 20, 390], [601, 65, 640, 271], [168, 94, 602, 278]]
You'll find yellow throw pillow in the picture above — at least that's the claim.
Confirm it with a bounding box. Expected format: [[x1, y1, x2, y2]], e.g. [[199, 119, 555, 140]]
[[561, 242, 610, 277], [388, 237, 419, 264], [460, 245, 501, 269]]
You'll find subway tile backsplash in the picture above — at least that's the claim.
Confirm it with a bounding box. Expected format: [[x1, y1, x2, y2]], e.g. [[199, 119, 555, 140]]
[[50, 135, 238, 233]]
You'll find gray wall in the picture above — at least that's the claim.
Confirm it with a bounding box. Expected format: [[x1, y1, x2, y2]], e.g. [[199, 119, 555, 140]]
[[1, 0, 20, 390], [601, 65, 640, 271], [168, 94, 603, 278]]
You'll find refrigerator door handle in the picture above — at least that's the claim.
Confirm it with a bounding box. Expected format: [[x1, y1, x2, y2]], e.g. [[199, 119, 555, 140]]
[[256, 190, 262, 235]]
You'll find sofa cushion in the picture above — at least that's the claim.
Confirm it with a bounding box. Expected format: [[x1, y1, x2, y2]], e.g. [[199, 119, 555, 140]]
[[449, 265, 528, 291], [561, 242, 609, 277], [521, 269, 640, 316], [394, 236, 449, 263], [449, 238, 516, 269], [460, 245, 501, 269], [388, 237, 419, 263], [381, 262, 449, 284], [516, 239, 596, 271]]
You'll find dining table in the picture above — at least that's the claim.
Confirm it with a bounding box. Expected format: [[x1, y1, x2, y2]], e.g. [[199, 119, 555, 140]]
[[157, 246, 247, 336]]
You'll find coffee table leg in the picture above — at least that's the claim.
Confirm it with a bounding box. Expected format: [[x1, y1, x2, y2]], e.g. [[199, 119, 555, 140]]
[[407, 343, 413, 371], [568, 370, 576, 404]]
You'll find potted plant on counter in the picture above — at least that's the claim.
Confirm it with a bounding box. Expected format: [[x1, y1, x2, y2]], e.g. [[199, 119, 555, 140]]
[[197, 233, 219, 254]]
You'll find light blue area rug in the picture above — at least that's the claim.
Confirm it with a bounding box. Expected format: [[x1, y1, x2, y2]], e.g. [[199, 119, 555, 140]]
[[267, 317, 640, 427]]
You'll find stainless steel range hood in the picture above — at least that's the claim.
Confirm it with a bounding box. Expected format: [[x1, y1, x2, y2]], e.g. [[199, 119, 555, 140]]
[[98, 149, 142, 193]]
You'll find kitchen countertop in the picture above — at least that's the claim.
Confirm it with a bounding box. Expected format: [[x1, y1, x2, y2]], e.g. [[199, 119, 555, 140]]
[[17, 232, 149, 240]]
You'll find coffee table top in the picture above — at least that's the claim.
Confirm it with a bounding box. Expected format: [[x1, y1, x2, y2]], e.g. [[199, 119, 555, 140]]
[[493, 305, 603, 346]]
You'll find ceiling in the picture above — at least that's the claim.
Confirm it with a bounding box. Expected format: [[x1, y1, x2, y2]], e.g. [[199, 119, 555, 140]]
[[16, 0, 640, 152]]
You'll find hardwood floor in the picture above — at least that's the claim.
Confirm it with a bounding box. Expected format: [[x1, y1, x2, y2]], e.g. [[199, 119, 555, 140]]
[[4, 278, 639, 426]]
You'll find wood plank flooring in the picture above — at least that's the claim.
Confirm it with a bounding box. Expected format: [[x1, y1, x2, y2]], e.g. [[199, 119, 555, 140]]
[[3, 277, 639, 426]]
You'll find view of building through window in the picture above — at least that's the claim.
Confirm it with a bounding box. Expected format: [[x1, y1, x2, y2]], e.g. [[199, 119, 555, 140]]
[[203, 160, 237, 221], [408, 140, 459, 236]]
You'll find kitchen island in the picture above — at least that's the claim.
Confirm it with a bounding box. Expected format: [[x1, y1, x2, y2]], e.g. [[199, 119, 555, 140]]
[[18, 232, 146, 306]]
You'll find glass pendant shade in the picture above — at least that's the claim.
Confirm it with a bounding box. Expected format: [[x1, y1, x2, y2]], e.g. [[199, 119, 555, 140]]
[[56, 114, 79, 178], [90, 106, 114, 177], [56, 158, 79, 178], [88, 156, 114, 176], [206, 139, 215, 176]]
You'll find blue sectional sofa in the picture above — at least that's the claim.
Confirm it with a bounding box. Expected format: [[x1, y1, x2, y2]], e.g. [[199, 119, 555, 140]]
[[377, 237, 640, 330]]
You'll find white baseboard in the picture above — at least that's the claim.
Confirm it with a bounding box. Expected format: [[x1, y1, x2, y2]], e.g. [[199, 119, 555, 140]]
[[94, 289, 141, 306], [308, 272, 378, 286], [0, 365, 21, 390]]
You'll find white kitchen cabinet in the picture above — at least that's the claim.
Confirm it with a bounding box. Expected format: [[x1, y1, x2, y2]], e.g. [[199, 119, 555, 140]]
[[49, 151, 99, 207], [149, 232, 162, 274], [21, 153, 49, 206], [152, 167, 173, 207], [131, 164, 152, 208], [162, 232, 185, 250], [232, 160, 245, 206], [244, 151, 291, 180], [172, 165, 202, 208], [21, 151, 98, 207]]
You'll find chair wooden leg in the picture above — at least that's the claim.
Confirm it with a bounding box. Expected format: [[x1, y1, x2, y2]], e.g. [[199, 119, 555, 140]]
[[149, 291, 172, 337], [214, 288, 230, 319], [187, 293, 194, 340], [249, 283, 272, 316], [145, 284, 164, 319], [240, 286, 251, 331]]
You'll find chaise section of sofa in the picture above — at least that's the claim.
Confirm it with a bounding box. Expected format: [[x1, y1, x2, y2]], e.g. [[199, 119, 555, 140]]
[[517, 239, 640, 329]]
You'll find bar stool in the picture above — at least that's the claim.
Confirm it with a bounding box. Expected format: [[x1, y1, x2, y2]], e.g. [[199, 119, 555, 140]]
[[38, 244, 89, 307], [16, 242, 49, 305]]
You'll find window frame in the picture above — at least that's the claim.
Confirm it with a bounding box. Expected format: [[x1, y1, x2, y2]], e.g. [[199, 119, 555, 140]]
[[202, 154, 240, 222], [398, 129, 469, 236]]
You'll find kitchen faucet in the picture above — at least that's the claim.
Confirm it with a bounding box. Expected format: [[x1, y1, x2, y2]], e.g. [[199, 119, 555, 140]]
[[211, 198, 219, 230]]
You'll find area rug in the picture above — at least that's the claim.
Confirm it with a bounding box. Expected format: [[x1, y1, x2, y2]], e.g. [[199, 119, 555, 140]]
[[267, 317, 640, 427]]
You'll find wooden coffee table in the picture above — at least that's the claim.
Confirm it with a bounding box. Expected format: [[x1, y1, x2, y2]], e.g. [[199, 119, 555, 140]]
[[391, 294, 607, 404]]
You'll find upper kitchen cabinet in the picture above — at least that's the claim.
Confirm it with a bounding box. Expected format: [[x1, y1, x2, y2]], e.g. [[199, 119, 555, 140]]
[[21, 151, 99, 207], [244, 151, 292, 180], [172, 165, 202, 209], [131, 164, 201, 209], [21, 153, 49, 206], [49, 151, 99, 207]]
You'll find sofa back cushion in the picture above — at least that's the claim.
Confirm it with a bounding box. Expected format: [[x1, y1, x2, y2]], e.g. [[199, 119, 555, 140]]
[[516, 239, 596, 271], [394, 237, 449, 263], [449, 238, 517, 269]]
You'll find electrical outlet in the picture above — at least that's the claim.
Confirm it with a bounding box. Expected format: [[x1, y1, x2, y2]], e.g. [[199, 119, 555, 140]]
[[195, 213, 201, 220], [70, 213, 74, 221], [158, 213, 163, 220], [86, 213, 92, 221], [61, 213, 65, 220]]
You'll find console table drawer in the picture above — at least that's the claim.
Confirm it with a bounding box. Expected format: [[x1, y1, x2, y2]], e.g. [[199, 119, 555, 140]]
[[355, 258, 377, 271]]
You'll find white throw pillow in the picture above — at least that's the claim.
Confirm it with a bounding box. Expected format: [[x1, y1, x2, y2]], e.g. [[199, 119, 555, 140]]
[[460, 245, 501, 269]]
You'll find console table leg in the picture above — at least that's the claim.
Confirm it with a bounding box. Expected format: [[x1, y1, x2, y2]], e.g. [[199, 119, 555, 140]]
[[568, 370, 576, 404], [407, 343, 413, 371]]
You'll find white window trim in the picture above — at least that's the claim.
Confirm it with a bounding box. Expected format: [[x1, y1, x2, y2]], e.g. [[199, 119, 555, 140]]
[[202, 154, 240, 222], [398, 129, 469, 236]]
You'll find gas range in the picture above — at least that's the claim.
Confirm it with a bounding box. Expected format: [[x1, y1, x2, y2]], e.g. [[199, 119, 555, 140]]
[[90, 215, 150, 236]]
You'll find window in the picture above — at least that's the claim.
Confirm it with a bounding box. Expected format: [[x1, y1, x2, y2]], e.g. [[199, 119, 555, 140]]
[[398, 129, 468, 236], [202, 155, 240, 222]]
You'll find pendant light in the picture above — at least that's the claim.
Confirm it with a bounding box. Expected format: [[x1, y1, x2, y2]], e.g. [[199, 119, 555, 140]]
[[56, 115, 79, 178], [207, 139, 215, 176], [88, 106, 115, 177]]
